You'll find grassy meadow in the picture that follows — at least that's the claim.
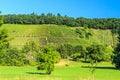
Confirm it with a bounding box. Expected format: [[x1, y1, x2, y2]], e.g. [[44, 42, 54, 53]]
[[0, 24, 116, 48], [0, 61, 119, 80]]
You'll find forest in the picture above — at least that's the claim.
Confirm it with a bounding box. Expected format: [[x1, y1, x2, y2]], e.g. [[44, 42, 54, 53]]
[[3, 13, 120, 31]]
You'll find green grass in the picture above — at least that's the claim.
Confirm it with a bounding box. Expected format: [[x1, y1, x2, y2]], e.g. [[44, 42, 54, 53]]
[[0, 61, 119, 80], [1, 24, 116, 48]]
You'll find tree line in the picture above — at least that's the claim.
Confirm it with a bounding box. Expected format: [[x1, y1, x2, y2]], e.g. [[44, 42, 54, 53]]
[[2, 13, 120, 31]]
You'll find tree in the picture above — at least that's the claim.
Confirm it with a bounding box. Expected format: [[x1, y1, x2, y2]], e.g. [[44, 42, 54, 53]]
[[0, 11, 3, 26], [36, 44, 61, 75], [112, 52, 120, 69], [87, 44, 105, 62], [0, 11, 9, 51], [0, 12, 9, 50], [113, 42, 120, 69], [71, 53, 81, 61], [86, 44, 105, 80], [57, 44, 74, 59], [103, 46, 114, 61], [22, 41, 38, 65], [3, 13, 120, 30], [0, 29, 9, 50], [112, 27, 120, 69], [0, 12, 11, 65], [57, 44, 68, 58], [74, 45, 87, 61], [4, 48, 26, 66]]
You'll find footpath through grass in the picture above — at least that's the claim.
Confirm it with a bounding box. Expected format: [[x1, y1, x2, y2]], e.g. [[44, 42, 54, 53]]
[[0, 61, 120, 80]]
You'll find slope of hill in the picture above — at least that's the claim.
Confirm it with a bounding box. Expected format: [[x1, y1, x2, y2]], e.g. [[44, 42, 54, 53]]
[[1, 24, 117, 48]]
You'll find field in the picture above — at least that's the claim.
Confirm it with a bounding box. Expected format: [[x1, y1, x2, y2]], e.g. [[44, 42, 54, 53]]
[[0, 61, 119, 80], [0, 24, 116, 48]]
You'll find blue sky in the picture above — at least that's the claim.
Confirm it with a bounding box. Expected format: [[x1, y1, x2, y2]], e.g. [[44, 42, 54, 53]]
[[0, 0, 120, 18]]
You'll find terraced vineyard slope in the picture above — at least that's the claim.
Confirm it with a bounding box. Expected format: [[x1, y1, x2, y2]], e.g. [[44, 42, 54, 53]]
[[1, 24, 117, 48]]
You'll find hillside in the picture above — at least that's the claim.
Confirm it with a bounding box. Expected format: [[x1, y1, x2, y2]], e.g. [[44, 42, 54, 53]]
[[1, 24, 117, 48]]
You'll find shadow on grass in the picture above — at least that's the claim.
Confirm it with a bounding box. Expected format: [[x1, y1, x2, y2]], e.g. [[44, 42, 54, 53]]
[[82, 66, 115, 70], [26, 72, 46, 75]]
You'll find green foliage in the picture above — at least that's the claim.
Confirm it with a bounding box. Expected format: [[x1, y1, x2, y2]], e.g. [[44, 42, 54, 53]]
[[103, 46, 114, 61], [22, 41, 37, 53], [86, 44, 105, 62], [113, 52, 120, 69], [112, 27, 120, 69], [57, 44, 88, 62], [74, 45, 85, 57], [63, 44, 74, 56], [57, 44, 68, 58], [57, 44, 74, 59], [75, 28, 85, 38], [7, 48, 25, 66], [71, 53, 81, 61], [36, 44, 61, 75], [0, 29, 9, 50], [0, 12, 3, 26], [0, 48, 26, 66], [22, 41, 38, 65], [74, 45, 87, 61], [86, 44, 106, 80], [57, 44, 113, 62], [0, 49, 6, 65], [3, 13, 120, 31], [75, 28, 93, 39], [85, 32, 92, 39], [0, 24, 11, 66], [43, 44, 61, 63]]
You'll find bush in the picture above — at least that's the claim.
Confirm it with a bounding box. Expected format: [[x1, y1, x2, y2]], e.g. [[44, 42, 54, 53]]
[[0, 48, 26, 66], [57, 44, 74, 59], [71, 53, 81, 61], [113, 52, 120, 69]]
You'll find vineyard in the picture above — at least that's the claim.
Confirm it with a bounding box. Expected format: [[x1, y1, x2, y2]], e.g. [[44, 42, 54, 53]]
[[1, 24, 116, 48]]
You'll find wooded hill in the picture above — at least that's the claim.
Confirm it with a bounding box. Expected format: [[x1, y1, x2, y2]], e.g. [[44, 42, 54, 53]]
[[3, 13, 120, 32], [0, 14, 119, 68]]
